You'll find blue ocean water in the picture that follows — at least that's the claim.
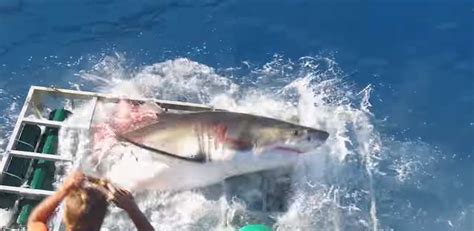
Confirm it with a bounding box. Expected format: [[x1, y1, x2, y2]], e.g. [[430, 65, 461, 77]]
[[0, 0, 472, 230]]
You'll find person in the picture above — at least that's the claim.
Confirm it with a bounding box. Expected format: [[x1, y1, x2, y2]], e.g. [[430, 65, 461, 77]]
[[27, 171, 154, 231]]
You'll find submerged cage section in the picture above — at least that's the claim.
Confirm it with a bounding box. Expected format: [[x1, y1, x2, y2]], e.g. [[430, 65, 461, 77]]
[[0, 86, 216, 230]]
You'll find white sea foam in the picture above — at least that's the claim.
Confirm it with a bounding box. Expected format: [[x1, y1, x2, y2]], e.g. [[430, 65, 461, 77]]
[[0, 209, 12, 228], [56, 55, 384, 230]]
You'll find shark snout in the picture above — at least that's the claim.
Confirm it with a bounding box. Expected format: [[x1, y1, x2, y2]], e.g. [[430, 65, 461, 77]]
[[310, 130, 329, 142]]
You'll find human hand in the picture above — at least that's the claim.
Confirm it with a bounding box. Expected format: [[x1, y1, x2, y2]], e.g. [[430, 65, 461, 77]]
[[62, 171, 85, 192], [106, 183, 154, 231], [106, 184, 139, 212]]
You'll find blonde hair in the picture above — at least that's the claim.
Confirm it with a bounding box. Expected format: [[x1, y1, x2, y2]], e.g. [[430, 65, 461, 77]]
[[64, 185, 108, 231]]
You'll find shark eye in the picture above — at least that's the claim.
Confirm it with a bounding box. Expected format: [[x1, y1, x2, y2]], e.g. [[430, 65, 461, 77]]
[[293, 130, 300, 136]]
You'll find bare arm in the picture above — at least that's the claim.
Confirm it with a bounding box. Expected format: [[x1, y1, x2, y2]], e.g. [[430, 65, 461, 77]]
[[123, 203, 155, 231], [108, 185, 154, 231], [27, 171, 84, 231]]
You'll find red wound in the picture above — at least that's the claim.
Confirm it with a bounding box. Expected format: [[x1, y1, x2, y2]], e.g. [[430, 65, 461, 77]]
[[213, 124, 251, 150]]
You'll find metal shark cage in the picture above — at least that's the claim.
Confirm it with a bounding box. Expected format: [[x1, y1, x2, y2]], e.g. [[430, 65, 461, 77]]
[[0, 86, 216, 230]]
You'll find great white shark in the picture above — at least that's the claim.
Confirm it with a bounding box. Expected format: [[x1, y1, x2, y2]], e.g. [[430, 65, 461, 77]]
[[118, 111, 329, 191]]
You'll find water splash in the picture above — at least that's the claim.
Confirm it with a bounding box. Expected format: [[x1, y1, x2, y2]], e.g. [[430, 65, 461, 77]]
[[0, 209, 12, 228], [50, 54, 470, 230], [0, 90, 19, 228], [0, 93, 19, 154]]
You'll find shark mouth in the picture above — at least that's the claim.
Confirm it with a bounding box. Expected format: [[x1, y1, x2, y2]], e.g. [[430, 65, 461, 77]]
[[272, 146, 305, 154]]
